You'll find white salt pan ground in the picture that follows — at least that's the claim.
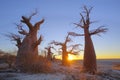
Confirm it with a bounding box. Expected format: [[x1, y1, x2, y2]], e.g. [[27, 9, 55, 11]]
[[0, 59, 120, 80]]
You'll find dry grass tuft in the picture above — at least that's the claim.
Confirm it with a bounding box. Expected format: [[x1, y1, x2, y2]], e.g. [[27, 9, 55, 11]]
[[20, 56, 52, 73]]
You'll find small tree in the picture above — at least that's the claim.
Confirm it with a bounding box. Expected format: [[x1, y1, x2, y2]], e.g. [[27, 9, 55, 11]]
[[50, 34, 70, 66], [69, 6, 108, 74], [45, 46, 55, 61], [6, 12, 44, 71], [50, 33, 81, 66]]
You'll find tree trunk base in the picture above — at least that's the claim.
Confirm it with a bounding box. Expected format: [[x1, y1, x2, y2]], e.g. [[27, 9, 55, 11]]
[[82, 67, 97, 75]]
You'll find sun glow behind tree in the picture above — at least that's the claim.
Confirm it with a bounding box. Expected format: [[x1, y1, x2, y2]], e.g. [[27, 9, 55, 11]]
[[55, 53, 82, 60], [68, 54, 73, 60]]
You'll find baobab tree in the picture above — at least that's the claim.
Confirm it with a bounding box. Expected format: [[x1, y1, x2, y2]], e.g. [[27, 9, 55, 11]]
[[69, 6, 108, 74], [6, 12, 44, 71], [50, 33, 81, 66], [45, 46, 55, 61]]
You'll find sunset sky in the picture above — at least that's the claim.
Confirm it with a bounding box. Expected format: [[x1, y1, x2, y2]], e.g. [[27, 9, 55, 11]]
[[0, 0, 120, 59]]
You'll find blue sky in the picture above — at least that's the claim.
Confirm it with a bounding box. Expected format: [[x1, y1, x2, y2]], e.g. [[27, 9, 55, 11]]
[[0, 0, 120, 59]]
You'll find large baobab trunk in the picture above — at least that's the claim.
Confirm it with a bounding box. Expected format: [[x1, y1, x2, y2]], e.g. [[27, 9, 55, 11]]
[[15, 14, 44, 71], [83, 28, 97, 74], [16, 30, 38, 70]]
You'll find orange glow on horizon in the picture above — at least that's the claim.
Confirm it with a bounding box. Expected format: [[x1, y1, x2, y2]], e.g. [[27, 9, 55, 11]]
[[55, 52, 120, 60], [96, 51, 120, 59], [55, 54, 82, 60]]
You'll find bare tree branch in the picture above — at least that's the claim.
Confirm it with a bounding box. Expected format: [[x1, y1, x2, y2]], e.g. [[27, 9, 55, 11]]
[[21, 16, 33, 31], [50, 40, 63, 46], [68, 32, 84, 36], [90, 26, 108, 36], [80, 13, 86, 25], [68, 44, 82, 49], [38, 35, 43, 44], [33, 35, 43, 48], [80, 6, 93, 28], [68, 49, 81, 55], [45, 46, 55, 50], [72, 6, 93, 30], [5, 33, 22, 48], [34, 19, 44, 30], [6, 33, 21, 41], [83, 6, 93, 15], [64, 33, 72, 44], [28, 10, 37, 21], [68, 44, 82, 54], [48, 46, 56, 51], [15, 23, 28, 35], [74, 23, 84, 28]]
